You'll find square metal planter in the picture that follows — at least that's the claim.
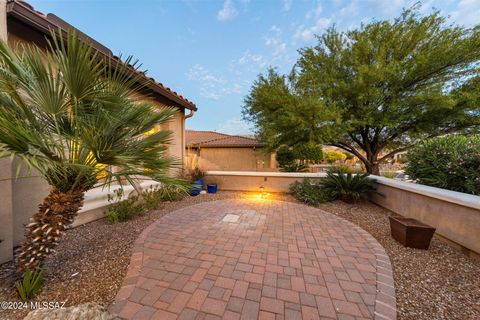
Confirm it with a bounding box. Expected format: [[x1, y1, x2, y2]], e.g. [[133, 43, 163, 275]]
[[389, 215, 436, 250]]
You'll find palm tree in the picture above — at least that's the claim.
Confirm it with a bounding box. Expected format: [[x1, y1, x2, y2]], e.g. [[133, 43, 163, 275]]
[[0, 31, 183, 272]]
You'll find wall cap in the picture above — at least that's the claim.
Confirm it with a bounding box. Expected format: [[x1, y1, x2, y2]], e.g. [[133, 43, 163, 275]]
[[369, 175, 480, 210], [206, 171, 328, 178]]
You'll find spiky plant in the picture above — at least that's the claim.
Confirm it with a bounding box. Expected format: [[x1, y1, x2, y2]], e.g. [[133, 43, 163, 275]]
[[322, 170, 376, 203], [0, 31, 184, 272]]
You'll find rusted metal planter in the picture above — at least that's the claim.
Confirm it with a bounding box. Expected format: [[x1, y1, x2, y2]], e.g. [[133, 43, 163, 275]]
[[389, 216, 436, 250]]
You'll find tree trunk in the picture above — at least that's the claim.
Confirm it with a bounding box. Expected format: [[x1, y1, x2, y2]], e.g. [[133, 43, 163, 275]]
[[365, 162, 380, 175], [16, 189, 84, 272]]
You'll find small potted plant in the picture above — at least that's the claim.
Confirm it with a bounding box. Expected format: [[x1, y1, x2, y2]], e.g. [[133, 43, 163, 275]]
[[187, 166, 205, 196]]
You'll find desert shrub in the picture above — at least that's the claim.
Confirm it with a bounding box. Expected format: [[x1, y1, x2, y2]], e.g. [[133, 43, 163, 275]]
[[106, 189, 143, 223], [157, 184, 188, 202], [322, 170, 376, 202], [280, 162, 309, 172], [405, 135, 480, 194], [381, 171, 397, 179], [325, 150, 347, 163], [290, 179, 335, 205], [343, 152, 354, 160], [185, 166, 205, 181], [334, 163, 365, 174], [276, 146, 296, 167], [16, 269, 44, 301], [106, 184, 188, 223]]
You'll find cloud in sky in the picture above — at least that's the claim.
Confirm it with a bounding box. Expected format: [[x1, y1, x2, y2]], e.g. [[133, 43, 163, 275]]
[[217, 117, 254, 135], [233, 51, 267, 69], [294, 18, 331, 42], [217, 0, 238, 21], [265, 25, 288, 61], [283, 0, 293, 12], [187, 64, 243, 101], [450, 0, 480, 27]]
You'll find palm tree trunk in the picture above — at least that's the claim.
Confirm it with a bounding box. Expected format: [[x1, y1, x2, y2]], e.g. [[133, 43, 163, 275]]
[[16, 189, 84, 272]]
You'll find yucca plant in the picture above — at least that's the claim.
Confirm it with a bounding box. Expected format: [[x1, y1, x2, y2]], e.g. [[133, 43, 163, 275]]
[[322, 170, 376, 203], [16, 269, 44, 301], [0, 31, 185, 272]]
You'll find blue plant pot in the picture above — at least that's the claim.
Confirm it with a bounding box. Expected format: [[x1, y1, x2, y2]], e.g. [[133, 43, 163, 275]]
[[190, 179, 203, 196], [207, 184, 217, 194], [190, 188, 201, 196], [193, 179, 204, 187]]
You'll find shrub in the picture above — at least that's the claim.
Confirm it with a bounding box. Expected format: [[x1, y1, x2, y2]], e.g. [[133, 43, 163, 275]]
[[106, 184, 188, 223], [343, 152, 354, 160], [325, 150, 347, 163], [186, 166, 205, 181], [405, 135, 480, 194], [322, 170, 376, 203], [381, 171, 397, 179], [280, 162, 309, 172], [16, 269, 44, 301], [334, 163, 365, 174], [276, 146, 296, 167], [289, 179, 335, 205], [157, 184, 188, 202], [106, 189, 143, 223], [293, 143, 323, 164]]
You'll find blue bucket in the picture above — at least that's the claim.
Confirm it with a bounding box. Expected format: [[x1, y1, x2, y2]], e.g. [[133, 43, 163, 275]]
[[207, 184, 217, 193]]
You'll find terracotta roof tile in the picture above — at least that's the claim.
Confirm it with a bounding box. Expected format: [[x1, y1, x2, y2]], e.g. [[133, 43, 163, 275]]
[[186, 130, 264, 148]]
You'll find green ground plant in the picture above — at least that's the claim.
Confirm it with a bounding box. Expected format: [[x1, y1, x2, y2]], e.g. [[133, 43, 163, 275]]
[[16, 269, 44, 301], [322, 170, 376, 203], [106, 184, 188, 223], [289, 178, 335, 206]]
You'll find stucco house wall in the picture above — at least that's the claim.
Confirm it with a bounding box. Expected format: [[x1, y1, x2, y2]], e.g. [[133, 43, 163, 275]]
[[0, 0, 194, 263]]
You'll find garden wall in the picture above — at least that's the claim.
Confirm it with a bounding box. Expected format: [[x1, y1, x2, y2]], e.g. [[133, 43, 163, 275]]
[[205, 171, 480, 256], [368, 175, 480, 257]]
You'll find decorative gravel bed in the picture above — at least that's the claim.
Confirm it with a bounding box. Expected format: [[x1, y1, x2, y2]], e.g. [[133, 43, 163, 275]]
[[319, 201, 480, 320], [0, 191, 479, 319], [0, 192, 289, 320]]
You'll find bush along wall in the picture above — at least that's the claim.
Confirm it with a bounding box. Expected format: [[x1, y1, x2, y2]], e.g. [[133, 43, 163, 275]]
[[405, 135, 480, 195]]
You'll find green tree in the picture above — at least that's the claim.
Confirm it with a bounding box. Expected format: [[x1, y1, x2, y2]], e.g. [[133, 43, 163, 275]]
[[0, 32, 184, 272], [243, 7, 480, 174], [293, 143, 323, 163]]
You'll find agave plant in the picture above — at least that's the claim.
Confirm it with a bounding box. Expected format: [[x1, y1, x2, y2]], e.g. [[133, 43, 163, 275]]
[[0, 31, 184, 271], [322, 170, 376, 203]]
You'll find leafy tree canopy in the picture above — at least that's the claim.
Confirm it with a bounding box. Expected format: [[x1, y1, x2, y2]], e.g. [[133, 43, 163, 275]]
[[243, 6, 480, 174]]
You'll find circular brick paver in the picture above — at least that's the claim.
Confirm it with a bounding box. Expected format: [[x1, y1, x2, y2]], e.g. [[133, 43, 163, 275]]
[[109, 199, 396, 320]]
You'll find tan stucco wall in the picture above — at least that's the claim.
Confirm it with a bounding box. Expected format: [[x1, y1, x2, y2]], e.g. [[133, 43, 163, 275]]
[[369, 183, 480, 255], [187, 147, 274, 171], [11, 159, 50, 246], [0, 157, 14, 264], [206, 174, 315, 193]]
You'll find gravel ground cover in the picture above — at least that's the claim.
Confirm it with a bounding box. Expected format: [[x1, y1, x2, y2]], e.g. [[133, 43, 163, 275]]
[[319, 201, 480, 320], [0, 191, 479, 319]]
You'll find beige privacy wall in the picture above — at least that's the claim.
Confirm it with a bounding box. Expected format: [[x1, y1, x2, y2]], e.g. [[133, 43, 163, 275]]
[[205, 171, 480, 256]]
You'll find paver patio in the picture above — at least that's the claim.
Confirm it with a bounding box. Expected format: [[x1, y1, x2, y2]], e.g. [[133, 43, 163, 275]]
[[108, 199, 396, 320]]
